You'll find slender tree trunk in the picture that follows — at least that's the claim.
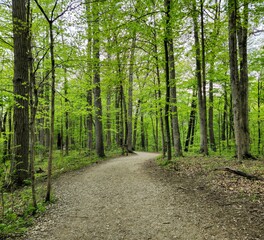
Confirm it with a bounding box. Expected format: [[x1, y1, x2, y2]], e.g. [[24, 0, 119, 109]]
[[12, 0, 29, 187], [163, 0, 173, 160], [200, 0, 208, 155], [46, 21, 55, 202], [133, 100, 141, 150], [154, 46, 166, 157], [152, 9, 166, 157], [127, 35, 136, 153], [140, 112, 145, 150], [192, 0, 208, 155], [168, 39, 182, 157], [28, 3, 37, 210], [257, 73, 262, 154], [164, 38, 172, 160], [185, 89, 197, 152], [85, 0, 93, 154], [106, 90, 112, 150], [209, 64, 216, 151]]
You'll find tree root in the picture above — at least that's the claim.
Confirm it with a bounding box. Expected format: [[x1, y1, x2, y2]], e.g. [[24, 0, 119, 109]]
[[214, 167, 264, 181]]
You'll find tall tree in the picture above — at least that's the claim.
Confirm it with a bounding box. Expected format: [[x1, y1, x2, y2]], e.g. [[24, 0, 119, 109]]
[[228, 0, 251, 160], [192, 0, 208, 155], [11, 0, 29, 187], [127, 34, 136, 153], [92, 0, 105, 158], [33, 0, 78, 201], [165, 0, 182, 157]]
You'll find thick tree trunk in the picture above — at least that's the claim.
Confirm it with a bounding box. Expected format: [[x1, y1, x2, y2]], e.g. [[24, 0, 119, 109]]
[[12, 0, 29, 186], [92, 1, 105, 158], [228, 0, 250, 160], [237, 0, 250, 157], [93, 46, 105, 157]]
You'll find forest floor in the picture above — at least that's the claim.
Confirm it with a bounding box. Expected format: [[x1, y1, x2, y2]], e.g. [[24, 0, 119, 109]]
[[12, 152, 264, 240]]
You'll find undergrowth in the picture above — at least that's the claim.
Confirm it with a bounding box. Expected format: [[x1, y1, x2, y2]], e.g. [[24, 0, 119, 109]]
[[0, 148, 121, 239], [157, 153, 264, 203]]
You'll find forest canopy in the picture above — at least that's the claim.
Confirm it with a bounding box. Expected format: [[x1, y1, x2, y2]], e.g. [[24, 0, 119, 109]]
[[0, 0, 263, 188]]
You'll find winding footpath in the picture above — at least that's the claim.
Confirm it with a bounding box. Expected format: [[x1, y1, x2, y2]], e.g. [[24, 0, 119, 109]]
[[21, 152, 235, 240]]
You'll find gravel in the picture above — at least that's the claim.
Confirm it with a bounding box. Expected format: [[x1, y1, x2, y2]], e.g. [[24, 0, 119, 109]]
[[17, 152, 252, 240]]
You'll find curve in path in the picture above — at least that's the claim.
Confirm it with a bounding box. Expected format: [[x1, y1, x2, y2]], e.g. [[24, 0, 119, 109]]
[[23, 152, 229, 240]]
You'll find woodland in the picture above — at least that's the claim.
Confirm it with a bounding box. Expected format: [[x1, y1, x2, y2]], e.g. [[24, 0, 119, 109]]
[[0, 0, 263, 237]]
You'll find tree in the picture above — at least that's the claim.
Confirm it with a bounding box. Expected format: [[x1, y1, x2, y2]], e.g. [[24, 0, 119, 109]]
[[192, 0, 208, 155], [33, 0, 79, 201], [164, 0, 172, 160], [11, 0, 29, 187], [92, 0, 105, 158], [228, 0, 251, 160], [165, 0, 182, 157]]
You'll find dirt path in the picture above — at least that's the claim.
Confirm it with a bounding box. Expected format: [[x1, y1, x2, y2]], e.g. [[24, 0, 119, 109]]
[[19, 152, 257, 240]]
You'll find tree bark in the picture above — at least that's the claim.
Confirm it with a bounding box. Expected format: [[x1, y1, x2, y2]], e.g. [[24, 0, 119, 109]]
[[93, 2, 105, 158], [228, 0, 250, 160], [184, 89, 197, 152], [237, 0, 250, 157], [12, 0, 29, 187], [133, 100, 141, 150], [192, 0, 208, 155], [85, 0, 93, 154], [164, 0, 182, 157], [164, 38, 172, 160]]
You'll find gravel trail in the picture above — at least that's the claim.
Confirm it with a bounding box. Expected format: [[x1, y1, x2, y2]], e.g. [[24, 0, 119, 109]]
[[21, 152, 235, 240]]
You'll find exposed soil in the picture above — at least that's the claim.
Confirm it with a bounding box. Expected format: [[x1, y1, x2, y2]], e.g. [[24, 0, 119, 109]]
[[15, 152, 263, 240]]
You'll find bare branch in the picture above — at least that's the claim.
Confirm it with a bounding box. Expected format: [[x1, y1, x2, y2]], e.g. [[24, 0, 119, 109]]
[[51, 0, 59, 20], [33, 0, 50, 23]]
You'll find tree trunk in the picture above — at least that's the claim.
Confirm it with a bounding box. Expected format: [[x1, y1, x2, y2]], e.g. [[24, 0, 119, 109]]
[[28, 3, 37, 210], [184, 89, 197, 152], [12, 0, 29, 187], [46, 21, 55, 202], [85, 0, 93, 154], [140, 112, 145, 150], [133, 100, 141, 150], [209, 64, 216, 151], [93, 42, 105, 157], [127, 35, 136, 153], [228, 0, 250, 160], [154, 44, 166, 157], [163, 0, 173, 160], [257, 73, 262, 154], [192, 0, 208, 155], [164, 38, 172, 160], [237, 0, 250, 157]]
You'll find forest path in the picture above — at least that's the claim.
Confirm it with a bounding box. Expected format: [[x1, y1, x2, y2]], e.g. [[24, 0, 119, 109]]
[[21, 152, 240, 239]]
